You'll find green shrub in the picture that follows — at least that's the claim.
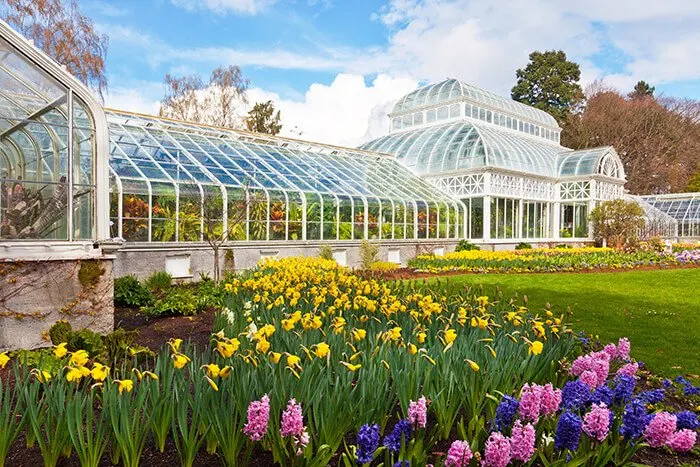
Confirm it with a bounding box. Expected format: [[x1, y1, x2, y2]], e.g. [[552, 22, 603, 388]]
[[555, 244, 573, 249], [102, 328, 153, 364], [455, 240, 480, 252], [114, 275, 153, 307], [144, 271, 172, 293], [515, 242, 532, 250], [318, 244, 333, 260], [10, 348, 62, 373], [142, 288, 200, 317], [67, 329, 105, 358], [359, 240, 379, 270], [48, 320, 73, 345]]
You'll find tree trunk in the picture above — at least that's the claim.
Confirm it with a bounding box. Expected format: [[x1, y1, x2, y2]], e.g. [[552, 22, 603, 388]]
[[213, 247, 220, 283]]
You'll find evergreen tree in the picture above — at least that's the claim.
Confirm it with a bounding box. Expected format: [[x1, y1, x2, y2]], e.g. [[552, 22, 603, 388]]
[[511, 50, 583, 123], [628, 80, 655, 100], [245, 101, 282, 135]]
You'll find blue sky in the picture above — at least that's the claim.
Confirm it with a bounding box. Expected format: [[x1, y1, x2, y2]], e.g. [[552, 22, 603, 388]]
[[83, 0, 700, 145]]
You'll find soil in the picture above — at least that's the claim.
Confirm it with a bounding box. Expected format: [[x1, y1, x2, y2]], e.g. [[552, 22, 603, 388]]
[[369, 263, 700, 281], [114, 306, 217, 351]]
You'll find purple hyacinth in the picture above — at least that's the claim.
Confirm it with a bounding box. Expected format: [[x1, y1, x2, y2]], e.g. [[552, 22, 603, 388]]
[[636, 389, 665, 405], [555, 412, 583, 451], [383, 419, 412, 453], [675, 411, 699, 430], [393, 462, 410, 467], [356, 423, 380, 464], [590, 385, 613, 406], [612, 374, 636, 404], [561, 380, 591, 410], [495, 395, 519, 431], [619, 399, 653, 439]]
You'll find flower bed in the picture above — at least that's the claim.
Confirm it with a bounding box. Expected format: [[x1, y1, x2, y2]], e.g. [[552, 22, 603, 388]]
[[408, 247, 697, 274], [0, 257, 698, 466], [675, 249, 700, 263], [672, 242, 700, 253]]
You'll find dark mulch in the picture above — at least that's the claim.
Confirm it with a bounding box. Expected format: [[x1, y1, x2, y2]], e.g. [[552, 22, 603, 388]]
[[114, 306, 217, 351]]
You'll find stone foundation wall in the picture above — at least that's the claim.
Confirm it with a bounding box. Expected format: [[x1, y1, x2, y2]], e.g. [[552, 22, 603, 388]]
[[113, 240, 460, 280], [0, 258, 114, 351]]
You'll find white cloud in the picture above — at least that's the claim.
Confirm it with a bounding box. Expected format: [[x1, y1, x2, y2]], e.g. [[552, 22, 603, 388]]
[[104, 82, 162, 115], [170, 0, 278, 15], [246, 73, 418, 146]]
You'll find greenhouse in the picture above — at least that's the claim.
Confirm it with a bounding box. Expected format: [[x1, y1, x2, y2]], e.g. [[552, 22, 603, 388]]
[[360, 79, 628, 242], [640, 193, 700, 238]]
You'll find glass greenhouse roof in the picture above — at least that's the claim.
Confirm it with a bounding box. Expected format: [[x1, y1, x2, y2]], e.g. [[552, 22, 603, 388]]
[[107, 109, 455, 204], [391, 79, 559, 129], [640, 193, 700, 222], [360, 120, 620, 179]]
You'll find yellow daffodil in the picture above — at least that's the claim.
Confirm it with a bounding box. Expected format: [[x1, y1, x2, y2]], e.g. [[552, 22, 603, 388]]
[[70, 349, 89, 367], [202, 363, 221, 378], [387, 327, 402, 341], [314, 342, 330, 358], [172, 352, 191, 369], [417, 331, 426, 344], [408, 343, 418, 355], [219, 366, 232, 378], [282, 318, 296, 331], [53, 343, 68, 358], [444, 328, 457, 344], [215, 338, 240, 358], [66, 366, 88, 383], [341, 362, 361, 372], [256, 338, 270, 354], [286, 354, 301, 369], [91, 362, 110, 381], [465, 359, 480, 372], [352, 328, 367, 342], [143, 371, 159, 380], [0, 352, 9, 369], [115, 379, 134, 394], [205, 376, 219, 391], [224, 283, 233, 292], [168, 338, 183, 353], [270, 352, 282, 364], [528, 340, 544, 356], [31, 368, 51, 383]]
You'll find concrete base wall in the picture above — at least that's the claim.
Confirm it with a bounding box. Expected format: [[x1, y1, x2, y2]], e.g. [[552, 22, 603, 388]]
[[113, 240, 461, 280], [0, 258, 114, 351]]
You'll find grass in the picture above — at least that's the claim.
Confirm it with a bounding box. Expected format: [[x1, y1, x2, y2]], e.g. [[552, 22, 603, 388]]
[[427, 268, 700, 378]]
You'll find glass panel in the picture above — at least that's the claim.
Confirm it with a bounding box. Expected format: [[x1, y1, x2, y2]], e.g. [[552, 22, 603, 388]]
[[469, 197, 483, 239], [151, 181, 176, 242], [306, 192, 321, 241], [1, 180, 68, 239], [322, 194, 337, 240]]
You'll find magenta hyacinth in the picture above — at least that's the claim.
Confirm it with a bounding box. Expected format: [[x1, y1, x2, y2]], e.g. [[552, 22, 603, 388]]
[[644, 412, 677, 448], [583, 403, 612, 442], [666, 429, 697, 452], [444, 440, 473, 466], [482, 432, 512, 467], [243, 394, 270, 441], [408, 396, 428, 429], [617, 362, 639, 378], [617, 337, 631, 360], [509, 420, 536, 462], [280, 399, 305, 438], [519, 383, 542, 422], [539, 383, 562, 416], [603, 343, 617, 360]]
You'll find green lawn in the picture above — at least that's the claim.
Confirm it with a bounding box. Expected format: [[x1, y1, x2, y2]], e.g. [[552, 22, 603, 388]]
[[429, 268, 700, 378]]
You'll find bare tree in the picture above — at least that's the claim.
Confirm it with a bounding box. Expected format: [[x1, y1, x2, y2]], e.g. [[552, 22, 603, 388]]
[[159, 65, 249, 129], [563, 86, 700, 194], [201, 185, 250, 283], [2, 0, 108, 100]]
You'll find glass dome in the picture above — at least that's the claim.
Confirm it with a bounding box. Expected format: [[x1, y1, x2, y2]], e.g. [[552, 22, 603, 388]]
[[557, 147, 625, 179], [360, 120, 562, 176], [391, 78, 559, 130]]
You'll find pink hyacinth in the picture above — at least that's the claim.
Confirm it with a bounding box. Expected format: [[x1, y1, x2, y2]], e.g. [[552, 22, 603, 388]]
[[603, 343, 617, 361], [482, 432, 512, 467], [570, 354, 591, 376], [539, 383, 562, 416], [590, 354, 610, 385], [519, 383, 541, 422], [617, 337, 631, 360], [583, 403, 611, 442], [408, 396, 428, 429], [243, 394, 270, 441], [579, 370, 599, 390], [616, 362, 639, 378], [444, 440, 472, 466], [294, 427, 310, 456], [509, 420, 535, 462], [280, 399, 305, 438], [666, 429, 697, 452], [644, 412, 677, 448]]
